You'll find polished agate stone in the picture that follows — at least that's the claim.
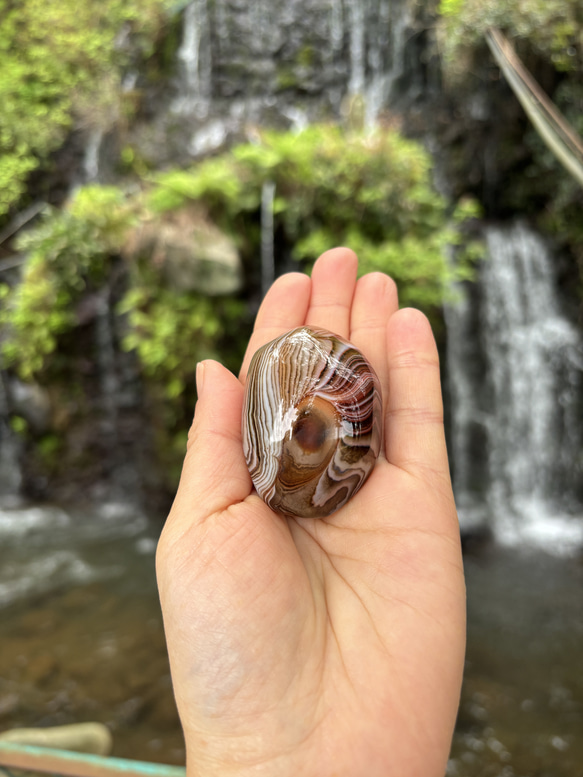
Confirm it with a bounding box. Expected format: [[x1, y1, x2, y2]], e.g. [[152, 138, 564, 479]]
[[242, 326, 382, 519]]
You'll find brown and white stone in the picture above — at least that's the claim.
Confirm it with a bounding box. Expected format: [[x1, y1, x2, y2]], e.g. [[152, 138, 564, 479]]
[[242, 326, 382, 519]]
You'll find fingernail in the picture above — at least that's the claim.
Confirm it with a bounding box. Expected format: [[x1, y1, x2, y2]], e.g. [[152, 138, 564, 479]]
[[196, 361, 206, 396]]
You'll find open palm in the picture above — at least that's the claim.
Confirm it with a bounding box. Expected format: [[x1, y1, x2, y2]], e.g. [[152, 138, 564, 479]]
[[157, 248, 466, 777]]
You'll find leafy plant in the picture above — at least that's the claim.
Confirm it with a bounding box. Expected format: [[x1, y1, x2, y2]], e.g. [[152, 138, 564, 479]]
[[437, 0, 582, 76], [151, 124, 480, 311], [0, 186, 137, 378], [118, 284, 245, 402], [436, 0, 583, 298], [0, 0, 170, 217]]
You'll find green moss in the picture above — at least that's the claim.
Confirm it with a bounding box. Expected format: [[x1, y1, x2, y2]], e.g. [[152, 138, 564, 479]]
[[37, 434, 63, 466], [296, 45, 315, 68], [10, 416, 28, 436]]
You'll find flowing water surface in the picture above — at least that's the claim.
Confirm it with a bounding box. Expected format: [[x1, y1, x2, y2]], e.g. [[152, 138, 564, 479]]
[[0, 501, 184, 764], [1, 501, 582, 774], [451, 544, 583, 777]]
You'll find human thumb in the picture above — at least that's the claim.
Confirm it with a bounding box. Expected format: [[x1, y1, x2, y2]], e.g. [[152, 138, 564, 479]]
[[168, 360, 252, 530]]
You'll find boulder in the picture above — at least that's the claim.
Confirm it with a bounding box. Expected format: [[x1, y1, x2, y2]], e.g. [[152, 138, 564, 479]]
[[125, 208, 243, 296]]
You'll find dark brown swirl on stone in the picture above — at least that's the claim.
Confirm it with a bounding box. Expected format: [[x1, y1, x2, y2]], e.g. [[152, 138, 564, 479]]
[[242, 326, 382, 519]]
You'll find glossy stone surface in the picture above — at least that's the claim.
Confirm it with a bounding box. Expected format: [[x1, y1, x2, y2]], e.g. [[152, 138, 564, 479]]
[[242, 326, 382, 519]]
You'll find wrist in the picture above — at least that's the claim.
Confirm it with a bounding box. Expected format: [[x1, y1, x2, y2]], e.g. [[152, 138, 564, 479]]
[[184, 735, 310, 777]]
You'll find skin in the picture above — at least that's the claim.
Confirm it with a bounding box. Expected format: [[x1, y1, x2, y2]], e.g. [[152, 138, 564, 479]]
[[156, 248, 466, 777]]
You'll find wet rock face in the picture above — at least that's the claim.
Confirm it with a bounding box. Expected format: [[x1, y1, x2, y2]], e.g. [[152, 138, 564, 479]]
[[138, 0, 421, 167]]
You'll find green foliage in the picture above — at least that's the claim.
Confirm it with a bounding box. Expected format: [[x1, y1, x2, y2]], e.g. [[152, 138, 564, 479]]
[[9, 416, 28, 436], [152, 124, 479, 312], [1, 176, 246, 409], [0, 186, 137, 378], [148, 158, 245, 214], [0, 0, 170, 216], [118, 284, 244, 401], [37, 434, 63, 467], [0, 176, 247, 489], [2, 125, 480, 386], [437, 0, 582, 76], [0, 154, 39, 216], [436, 0, 582, 294]]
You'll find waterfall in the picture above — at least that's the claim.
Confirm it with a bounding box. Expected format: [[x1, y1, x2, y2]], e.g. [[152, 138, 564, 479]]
[[444, 279, 489, 528], [170, 0, 416, 149], [446, 222, 583, 553], [365, 0, 412, 126], [82, 127, 104, 183], [174, 0, 212, 117], [346, 0, 366, 97], [94, 285, 144, 501], [343, 0, 413, 126]]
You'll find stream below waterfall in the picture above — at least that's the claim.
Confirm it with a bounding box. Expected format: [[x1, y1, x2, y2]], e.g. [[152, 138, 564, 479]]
[[0, 499, 582, 774], [0, 501, 184, 764]]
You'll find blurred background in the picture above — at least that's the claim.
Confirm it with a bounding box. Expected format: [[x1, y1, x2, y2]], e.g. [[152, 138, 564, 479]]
[[0, 0, 582, 774]]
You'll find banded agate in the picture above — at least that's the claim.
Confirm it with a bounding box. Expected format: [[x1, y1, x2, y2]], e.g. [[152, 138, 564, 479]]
[[242, 326, 382, 519]]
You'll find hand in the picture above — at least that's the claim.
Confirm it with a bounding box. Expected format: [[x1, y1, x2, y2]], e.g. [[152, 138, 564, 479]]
[[156, 248, 466, 777]]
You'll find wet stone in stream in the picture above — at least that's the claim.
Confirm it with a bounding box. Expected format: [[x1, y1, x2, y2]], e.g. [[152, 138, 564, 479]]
[[0, 580, 184, 764]]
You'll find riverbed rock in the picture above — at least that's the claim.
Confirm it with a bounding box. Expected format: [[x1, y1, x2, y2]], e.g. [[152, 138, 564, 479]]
[[0, 722, 113, 755]]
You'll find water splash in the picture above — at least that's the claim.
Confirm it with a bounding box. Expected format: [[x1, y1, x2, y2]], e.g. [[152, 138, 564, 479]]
[[0, 501, 149, 608]]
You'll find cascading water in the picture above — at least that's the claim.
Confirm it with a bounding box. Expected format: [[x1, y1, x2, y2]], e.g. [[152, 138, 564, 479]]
[[170, 0, 416, 158], [82, 128, 104, 183], [174, 0, 212, 117], [344, 0, 412, 126], [446, 222, 583, 553]]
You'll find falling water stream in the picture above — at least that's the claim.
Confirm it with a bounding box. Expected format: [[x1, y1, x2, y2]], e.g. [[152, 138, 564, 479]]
[[173, 0, 212, 117], [446, 221, 583, 553], [172, 0, 414, 156]]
